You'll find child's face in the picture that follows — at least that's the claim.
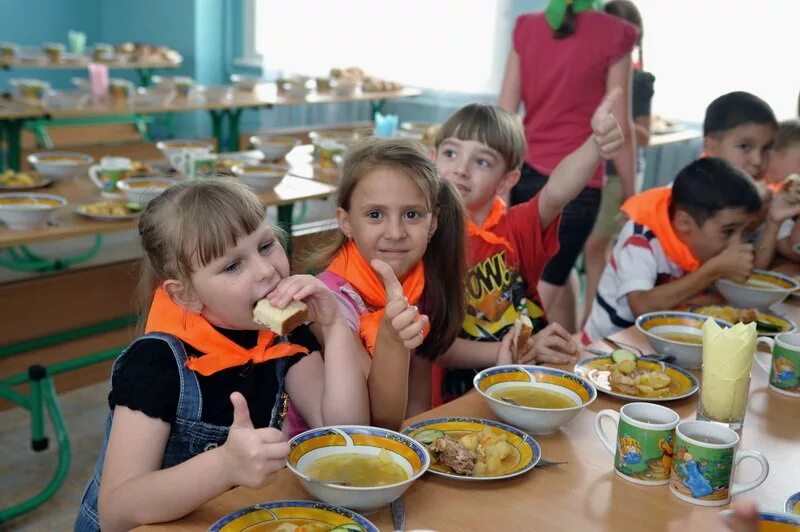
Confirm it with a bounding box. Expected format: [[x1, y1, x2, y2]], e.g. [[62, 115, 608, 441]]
[[337, 167, 437, 280], [187, 223, 290, 330], [675, 207, 755, 263], [704, 123, 775, 178], [767, 145, 800, 182], [434, 138, 517, 213]]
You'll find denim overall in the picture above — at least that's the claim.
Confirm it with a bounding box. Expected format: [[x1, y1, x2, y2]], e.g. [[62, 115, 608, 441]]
[[75, 333, 289, 531]]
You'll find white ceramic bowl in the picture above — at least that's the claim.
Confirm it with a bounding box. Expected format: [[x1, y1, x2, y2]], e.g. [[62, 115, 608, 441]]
[[231, 163, 288, 192], [636, 311, 734, 369], [196, 85, 234, 104], [287, 425, 429, 513], [716, 270, 800, 310], [155, 139, 215, 166], [27, 151, 93, 181], [117, 176, 179, 205], [248, 134, 300, 161], [474, 365, 597, 435], [0, 193, 67, 230], [230, 74, 262, 91]]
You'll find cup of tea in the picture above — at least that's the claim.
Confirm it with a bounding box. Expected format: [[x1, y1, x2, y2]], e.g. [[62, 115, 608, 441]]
[[669, 420, 768, 506], [89, 156, 132, 197], [170, 149, 216, 180], [756, 333, 800, 397], [594, 402, 680, 485]]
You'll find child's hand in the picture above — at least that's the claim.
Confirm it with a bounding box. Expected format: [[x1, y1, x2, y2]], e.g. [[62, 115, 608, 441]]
[[372, 259, 429, 350], [667, 498, 758, 532], [768, 191, 800, 224], [590, 87, 624, 160], [268, 274, 342, 328], [521, 323, 580, 365], [222, 392, 290, 488], [496, 329, 515, 366], [708, 241, 754, 283]]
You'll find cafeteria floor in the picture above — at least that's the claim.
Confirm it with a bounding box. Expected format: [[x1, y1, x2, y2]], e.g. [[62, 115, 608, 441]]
[[1, 381, 108, 531]]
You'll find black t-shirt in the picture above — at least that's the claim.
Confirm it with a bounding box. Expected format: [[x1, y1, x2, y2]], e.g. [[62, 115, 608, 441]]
[[108, 325, 319, 428]]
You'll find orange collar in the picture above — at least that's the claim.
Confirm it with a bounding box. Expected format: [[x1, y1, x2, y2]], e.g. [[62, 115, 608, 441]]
[[621, 187, 700, 272], [145, 288, 308, 376], [326, 241, 427, 356], [467, 197, 512, 252]]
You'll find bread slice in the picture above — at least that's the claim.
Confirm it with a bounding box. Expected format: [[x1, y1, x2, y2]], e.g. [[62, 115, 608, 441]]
[[253, 298, 308, 335], [512, 314, 533, 355], [782, 174, 800, 204]]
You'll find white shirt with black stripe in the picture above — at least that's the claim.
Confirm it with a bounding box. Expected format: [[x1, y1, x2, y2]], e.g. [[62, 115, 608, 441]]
[[582, 220, 684, 343]]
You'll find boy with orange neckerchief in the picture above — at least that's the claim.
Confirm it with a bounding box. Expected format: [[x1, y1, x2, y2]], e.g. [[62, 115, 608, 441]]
[[432, 91, 624, 402], [583, 158, 762, 343]]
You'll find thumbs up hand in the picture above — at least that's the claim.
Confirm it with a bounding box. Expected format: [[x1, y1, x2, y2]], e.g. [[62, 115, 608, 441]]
[[372, 259, 429, 350], [222, 392, 290, 488], [590, 86, 625, 160]]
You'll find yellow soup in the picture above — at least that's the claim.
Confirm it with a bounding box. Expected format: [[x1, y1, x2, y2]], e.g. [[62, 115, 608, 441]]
[[127, 181, 169, 189], [305, 450, 407, 487], [656, 331, 702, 345], [491, 386, 577, 409], [247, 519, 331, 532], [0, 197, 60, 207], [38, 157, 84, 164]]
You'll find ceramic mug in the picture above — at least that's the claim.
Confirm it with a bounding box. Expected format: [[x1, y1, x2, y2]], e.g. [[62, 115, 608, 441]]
[[169, 149, 216, 180], [89, 156, 131, 197], [669, 421, 769, 506], [595, 402, 680, 485], [756, 333, 800, 397]]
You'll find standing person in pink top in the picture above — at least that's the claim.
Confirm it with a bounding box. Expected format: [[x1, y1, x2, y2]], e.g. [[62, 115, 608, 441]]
[[499, 0, 638, 333]]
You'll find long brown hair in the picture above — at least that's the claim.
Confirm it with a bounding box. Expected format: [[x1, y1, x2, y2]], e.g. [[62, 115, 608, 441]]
[[136, 179, 271, 330], [311, 138, 467, 360]]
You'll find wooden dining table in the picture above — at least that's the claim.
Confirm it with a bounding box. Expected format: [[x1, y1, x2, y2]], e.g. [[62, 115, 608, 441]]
[[137, 286, 800, 531]]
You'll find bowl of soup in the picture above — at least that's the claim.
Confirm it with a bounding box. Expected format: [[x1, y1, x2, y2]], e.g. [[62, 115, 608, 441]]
[[117, 176, 179, 205], [474, 365, 597, 435], [636, 311, 734, 369], [716, 270, 800, 310], [231, 163, 288, 192], [249, 134, 301, 161], [0, 193, 67, 230], [286, 425, 429, 513], [27, 151, 93, 181]]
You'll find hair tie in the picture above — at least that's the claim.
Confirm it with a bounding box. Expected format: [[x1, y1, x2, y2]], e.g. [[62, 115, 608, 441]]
[[545, 0, 600, 30]]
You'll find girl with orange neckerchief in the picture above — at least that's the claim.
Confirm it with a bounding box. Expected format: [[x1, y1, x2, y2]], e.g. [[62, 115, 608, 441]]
[[75, 180, 368, 532], [304, 138, 468, 430]]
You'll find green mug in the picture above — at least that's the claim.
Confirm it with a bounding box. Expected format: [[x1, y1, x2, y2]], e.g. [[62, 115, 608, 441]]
[[757, 332, 800, 397], [669, 421, 769, 506], [595, 402, 679, 485]]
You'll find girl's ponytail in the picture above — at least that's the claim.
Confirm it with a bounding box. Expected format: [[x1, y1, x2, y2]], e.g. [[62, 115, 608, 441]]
[[418, 179, 467, 360]]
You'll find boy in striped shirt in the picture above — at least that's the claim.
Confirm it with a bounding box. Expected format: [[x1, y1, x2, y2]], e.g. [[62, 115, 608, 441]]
[[583, 158, 761, 343]]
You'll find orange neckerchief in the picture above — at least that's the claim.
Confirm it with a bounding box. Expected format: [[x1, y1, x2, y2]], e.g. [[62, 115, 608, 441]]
[[145, 288, 308, 376], [326, 241, 427, 356], [621, 187, 700, 272], [766, 179, 783, 194], [467, 197, 512, 252]]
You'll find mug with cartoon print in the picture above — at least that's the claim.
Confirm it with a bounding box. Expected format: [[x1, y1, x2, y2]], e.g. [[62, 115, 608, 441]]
[[595, 402, 679, 485], [756, 332, 800, 397], [669, 421, 768, 506]]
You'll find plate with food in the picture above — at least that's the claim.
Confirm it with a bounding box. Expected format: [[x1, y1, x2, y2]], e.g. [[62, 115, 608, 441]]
[[402, 417, 540, 481], [691, 305, 796, 337], [209, 500, 377, 532], [790, 276, 800, 302], [0, 169, 53, 190], [786, 491, 800, 515], [76, 200, 141, 221], [574, 351, 698, 402]]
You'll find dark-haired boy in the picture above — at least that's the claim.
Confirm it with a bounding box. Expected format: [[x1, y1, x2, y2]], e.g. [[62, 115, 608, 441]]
[[583, 158, 762, 343], [702, 91, 800, 268]]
